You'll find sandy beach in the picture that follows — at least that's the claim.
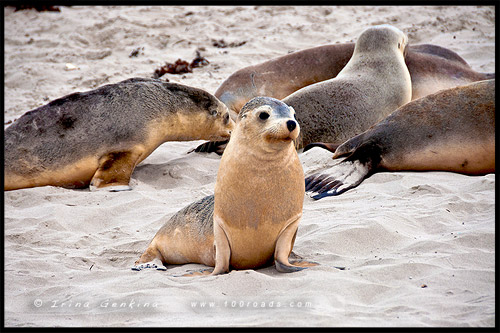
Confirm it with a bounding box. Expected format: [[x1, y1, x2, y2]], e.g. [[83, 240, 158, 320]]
[[4, 5, 495, 327]]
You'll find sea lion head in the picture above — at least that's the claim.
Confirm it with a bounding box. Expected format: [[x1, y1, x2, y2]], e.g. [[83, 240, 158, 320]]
[[238, 96, 299, 146], [163, 82, 235, 141], [355, 24, 409, 58]]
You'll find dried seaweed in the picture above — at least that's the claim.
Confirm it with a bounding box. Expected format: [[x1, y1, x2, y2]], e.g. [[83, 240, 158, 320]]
[[211, 39, 247, 48], [129, 47, 144, 58], [153, 51, 209, 78]]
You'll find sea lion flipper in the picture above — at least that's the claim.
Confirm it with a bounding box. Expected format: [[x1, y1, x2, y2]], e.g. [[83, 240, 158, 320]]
[[289, 259, 319, 268], [275, 260, 307, 272], [131, 258, 167, 271], [306, 159, 371, 199], [211, 217, 231, 276], [274, 217, 316, 272], [180, 269, 213, 277], [132, 240, 167, 271], [90, 149, 144, 191], [191, 140, 228, 155]]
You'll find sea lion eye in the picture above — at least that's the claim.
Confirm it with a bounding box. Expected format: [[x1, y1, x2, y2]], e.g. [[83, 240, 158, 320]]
[[259, 112, 270, 120], [210, 109, 218, 117]]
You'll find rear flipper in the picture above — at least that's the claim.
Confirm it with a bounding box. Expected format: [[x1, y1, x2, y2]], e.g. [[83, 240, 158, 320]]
[[131, 258, 166, 271], [189, 140, 228, 155], [132, 242, 166, 271], [305, 160, 371, 199], [305, 137, 382, 199]]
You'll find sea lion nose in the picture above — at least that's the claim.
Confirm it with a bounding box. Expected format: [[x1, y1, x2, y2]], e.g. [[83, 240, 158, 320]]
[[286, 120, 297, 132]]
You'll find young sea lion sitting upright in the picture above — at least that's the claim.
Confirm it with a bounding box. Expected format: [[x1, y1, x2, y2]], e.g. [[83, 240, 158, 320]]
[[133, 97, 317, 275]]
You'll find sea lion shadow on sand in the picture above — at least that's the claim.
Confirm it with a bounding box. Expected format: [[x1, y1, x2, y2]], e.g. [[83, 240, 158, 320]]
[[132, 150, 221, 190]]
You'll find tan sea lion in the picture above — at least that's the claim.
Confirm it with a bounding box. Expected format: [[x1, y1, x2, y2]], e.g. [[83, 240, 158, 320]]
[[133, 97, 317, 274], [283, 24, 412, 149], [305, 79, 495, 199], [4, 77, 234, 191]]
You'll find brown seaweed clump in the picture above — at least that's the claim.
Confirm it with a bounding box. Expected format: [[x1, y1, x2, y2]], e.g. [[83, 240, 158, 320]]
[[211, 39, 247, 48], [153, 51, 209, 78]]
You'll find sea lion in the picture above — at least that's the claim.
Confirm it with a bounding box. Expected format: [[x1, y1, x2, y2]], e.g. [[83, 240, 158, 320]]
[[193, 35, 493, 154], [305, 79, 495, 199], [215, 42, 494, 118], [133, 97, 316, 274], [283, 24, 412, 150], [4, 77, 234, 191]]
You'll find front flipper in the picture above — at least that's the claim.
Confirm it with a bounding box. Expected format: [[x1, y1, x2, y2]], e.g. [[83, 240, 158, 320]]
[[276, 259, 319, 273], [274, 216, 317, 273], [190, 140, 228, 155], [210, 216, 231, 276], [180, 268, 213, 277], [90, 149, 144, 191]]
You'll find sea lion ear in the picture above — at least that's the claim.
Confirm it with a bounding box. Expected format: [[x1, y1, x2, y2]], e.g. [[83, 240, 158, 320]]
[[239, 111, 247, 120], [403, 41, 409, 58], [238, 104, 250, 120]]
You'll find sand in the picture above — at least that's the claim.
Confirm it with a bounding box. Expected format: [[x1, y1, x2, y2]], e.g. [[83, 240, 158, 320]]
[[4, 5, 495, 327]]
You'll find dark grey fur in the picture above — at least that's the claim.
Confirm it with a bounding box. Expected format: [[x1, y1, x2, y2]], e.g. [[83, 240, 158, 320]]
[[5, 78, 223, 176]]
